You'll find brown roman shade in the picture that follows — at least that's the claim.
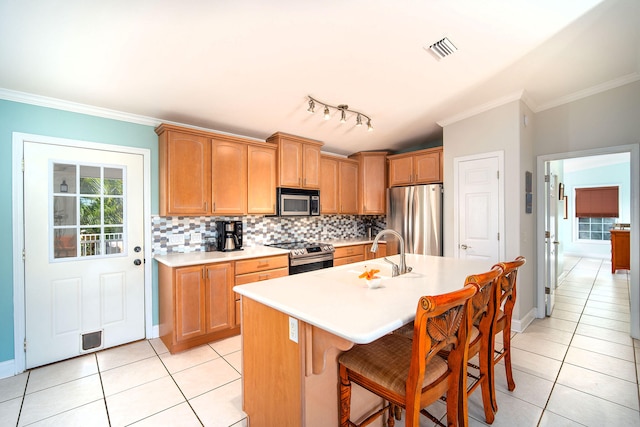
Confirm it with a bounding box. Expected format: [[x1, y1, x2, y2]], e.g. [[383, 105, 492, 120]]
[[575, 186, 619, 218]]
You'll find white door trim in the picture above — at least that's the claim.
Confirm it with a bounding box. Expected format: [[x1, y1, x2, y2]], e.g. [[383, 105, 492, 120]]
[[12, 132, 153, 374], [453, 150, 505, 261], [536, 143, 639, 339]]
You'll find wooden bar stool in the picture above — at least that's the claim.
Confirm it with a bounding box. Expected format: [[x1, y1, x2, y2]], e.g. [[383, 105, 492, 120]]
[[489, 256, 526, 413], [338, 284, 477, 427], [455, 265, 503, 424]]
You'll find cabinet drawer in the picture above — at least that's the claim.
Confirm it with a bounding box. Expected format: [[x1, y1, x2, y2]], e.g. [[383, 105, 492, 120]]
[[333, 255, 365, 267], [334, 245, 365, 259], [235, 267, 289, 286], [235, 255, 289, 275]]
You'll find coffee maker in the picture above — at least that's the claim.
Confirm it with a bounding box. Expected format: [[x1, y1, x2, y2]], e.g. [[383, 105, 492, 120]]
[[216, 220, 243, 252]]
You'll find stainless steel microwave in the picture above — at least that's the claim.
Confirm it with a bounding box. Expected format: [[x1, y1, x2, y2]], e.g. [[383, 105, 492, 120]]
[[276, 187, 320, 216]]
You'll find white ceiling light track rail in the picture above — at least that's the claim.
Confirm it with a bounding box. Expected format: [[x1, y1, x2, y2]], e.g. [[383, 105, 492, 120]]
[[306, 95, 373, 131]]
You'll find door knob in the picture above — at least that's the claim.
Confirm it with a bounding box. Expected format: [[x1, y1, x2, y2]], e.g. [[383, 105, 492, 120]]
[[134, 259, 142, 266], [460, 244, 471, 250], [134, 246, 142, 253]]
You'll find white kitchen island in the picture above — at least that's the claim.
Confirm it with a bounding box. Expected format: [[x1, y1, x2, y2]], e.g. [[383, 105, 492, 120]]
[[234, 254, 493, 427]]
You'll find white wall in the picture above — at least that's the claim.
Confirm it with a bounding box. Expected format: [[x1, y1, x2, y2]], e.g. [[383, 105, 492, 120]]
[[443, 100, 536, 328]]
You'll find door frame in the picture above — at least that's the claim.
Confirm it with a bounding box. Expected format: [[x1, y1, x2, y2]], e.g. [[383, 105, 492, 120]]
[[452, 150, 505, 261], [536, 143, 639, 339], [12, 132, 153, 374]]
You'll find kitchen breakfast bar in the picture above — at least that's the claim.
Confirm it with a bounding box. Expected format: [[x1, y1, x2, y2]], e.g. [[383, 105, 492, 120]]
[[233, 253, 493, 426]]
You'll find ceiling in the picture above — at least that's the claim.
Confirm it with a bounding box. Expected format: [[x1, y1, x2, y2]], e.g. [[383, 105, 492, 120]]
[[1, 0, 639, 155]]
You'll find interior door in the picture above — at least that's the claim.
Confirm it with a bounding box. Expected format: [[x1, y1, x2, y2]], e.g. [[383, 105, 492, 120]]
[[24, 141, 145, 368], [545, 166, 558, 316], [457, 156, 501, 263]]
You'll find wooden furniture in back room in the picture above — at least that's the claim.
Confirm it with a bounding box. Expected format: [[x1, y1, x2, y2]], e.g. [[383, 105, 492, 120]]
[[610, 226, 630, 273]]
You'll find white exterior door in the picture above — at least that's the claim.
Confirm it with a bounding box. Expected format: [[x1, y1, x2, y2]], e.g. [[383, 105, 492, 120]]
[[23, 141, 145, 368], [456, 155, 502, 264], [545, 166, 558, 316]]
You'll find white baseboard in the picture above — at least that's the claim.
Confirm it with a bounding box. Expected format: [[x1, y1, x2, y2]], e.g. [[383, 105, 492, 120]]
[[511, 308, 537, 333], [0, 359, 16, 380], [150, 325, 159, 339]]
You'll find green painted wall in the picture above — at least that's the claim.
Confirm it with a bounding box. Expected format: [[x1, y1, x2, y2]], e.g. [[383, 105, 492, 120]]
[[0, 99, 159, 364]]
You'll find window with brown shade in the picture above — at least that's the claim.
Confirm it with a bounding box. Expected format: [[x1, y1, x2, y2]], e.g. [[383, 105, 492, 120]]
[[575, 186, 619, 218]]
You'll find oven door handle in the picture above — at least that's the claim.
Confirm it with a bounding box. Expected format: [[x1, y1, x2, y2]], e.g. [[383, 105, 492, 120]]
[[289, 255, 334, 267]]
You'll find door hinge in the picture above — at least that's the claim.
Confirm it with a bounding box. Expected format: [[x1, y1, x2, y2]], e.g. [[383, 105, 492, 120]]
[[22, 158, 25, 172], [545, 287, 550, 295], [497, 232, 500, 241], [22, 249, 26, 261], [545, 231, 550, 238], [544, 174, 550, 183], [496, 170, 499, 179], [23, 338, 27, 351]]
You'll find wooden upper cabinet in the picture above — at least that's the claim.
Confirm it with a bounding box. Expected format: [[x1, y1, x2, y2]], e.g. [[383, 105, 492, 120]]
[[212, 139, 247, 215], [339, 159, 359, 214], [157, 123, 278, 216], [303, 143, 321, 188], [268, 132, 323, 189], [349, 151, 388, 215], [158, 127, 211, 216], [321, 154, 358, 214], [320, 156, 339, 214], [388, 147, 442, 187], [247, 144, 277, 214]]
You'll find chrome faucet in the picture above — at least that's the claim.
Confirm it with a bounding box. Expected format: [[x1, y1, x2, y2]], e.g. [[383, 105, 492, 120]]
[[370, 229, 412, 277]]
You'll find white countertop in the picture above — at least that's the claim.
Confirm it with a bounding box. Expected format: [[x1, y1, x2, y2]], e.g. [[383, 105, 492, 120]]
[[154, 238, 385, 267], [233, 254, 493, 345], [154, 246, 290, 267]]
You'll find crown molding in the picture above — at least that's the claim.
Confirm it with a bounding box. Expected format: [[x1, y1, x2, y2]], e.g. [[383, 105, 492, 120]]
[[436, 72, 640, 127], [0, 88, 161, 127], [533, 72, 640, 112], [436, 90, 526, 127], [0, 88, 264, 142]]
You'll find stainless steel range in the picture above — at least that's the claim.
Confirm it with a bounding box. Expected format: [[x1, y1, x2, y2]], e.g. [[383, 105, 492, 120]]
[[265, 241, 335, 275]]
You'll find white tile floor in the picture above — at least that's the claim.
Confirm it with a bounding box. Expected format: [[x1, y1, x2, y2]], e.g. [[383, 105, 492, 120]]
[[0, 256, 638, 426]]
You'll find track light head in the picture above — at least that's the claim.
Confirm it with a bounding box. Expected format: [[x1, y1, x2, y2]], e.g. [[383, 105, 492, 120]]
[[323, 105, 330, 120], [307, 99, 315, 113], [355, 114, 362, 126], [367, 119, 373, 132]]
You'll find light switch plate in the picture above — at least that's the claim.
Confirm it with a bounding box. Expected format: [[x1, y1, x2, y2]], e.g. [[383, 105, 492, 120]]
[[168, 234, 185, 245], [191, 232, 202, 243]]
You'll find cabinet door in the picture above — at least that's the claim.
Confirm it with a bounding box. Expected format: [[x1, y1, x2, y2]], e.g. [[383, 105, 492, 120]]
[[320, 157, 338, 214], [339, 161, 358, 214], [388, 156, 414, 187], [175, 266, 206, 342], [248, 145, 277, 214], [163, 132, 211, 215], [278, 139, 303, 187], [414, 151, 441, 183], [303, 143, 321, 188], [360, 154, 386, 214], [205, 262, 235, 333], [212, 140, 247, 214]]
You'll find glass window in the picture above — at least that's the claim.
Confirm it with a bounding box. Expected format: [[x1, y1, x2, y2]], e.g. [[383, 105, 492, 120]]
[[52, 162, 126, 260], [576, 217, 615, 241]]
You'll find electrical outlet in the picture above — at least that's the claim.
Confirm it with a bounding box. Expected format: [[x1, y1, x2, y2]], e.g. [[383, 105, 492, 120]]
[[191, 232, 202, 243], [288, 317, 298, 343], [168, 234, 185, 245]]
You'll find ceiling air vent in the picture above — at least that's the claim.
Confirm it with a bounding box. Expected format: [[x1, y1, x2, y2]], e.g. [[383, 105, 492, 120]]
[[427, 37, 457, 60]]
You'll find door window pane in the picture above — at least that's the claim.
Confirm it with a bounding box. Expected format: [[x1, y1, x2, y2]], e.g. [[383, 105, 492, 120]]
[[52, 163, 126, 260]]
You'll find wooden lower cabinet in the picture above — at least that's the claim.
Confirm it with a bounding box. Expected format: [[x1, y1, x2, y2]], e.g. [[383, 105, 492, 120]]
[[333, 243, 387, 266], [159, 261, 237, 354], [611, 229, 630, 273], [234, 255, 289, 325]]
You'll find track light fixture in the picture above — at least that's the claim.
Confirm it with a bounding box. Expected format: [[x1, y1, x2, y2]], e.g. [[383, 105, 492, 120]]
[[307, 95, 373, 131]]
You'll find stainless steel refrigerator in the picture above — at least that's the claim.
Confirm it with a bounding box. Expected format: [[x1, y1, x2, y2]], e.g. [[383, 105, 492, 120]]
[[386, 184, 443, 256]]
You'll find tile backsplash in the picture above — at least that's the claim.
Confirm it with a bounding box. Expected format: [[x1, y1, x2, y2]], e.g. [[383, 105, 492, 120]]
[[152, 215, 386, 254]]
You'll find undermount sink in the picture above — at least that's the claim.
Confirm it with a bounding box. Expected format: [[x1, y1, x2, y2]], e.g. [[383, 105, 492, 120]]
[[313, 261, 420, 287]]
